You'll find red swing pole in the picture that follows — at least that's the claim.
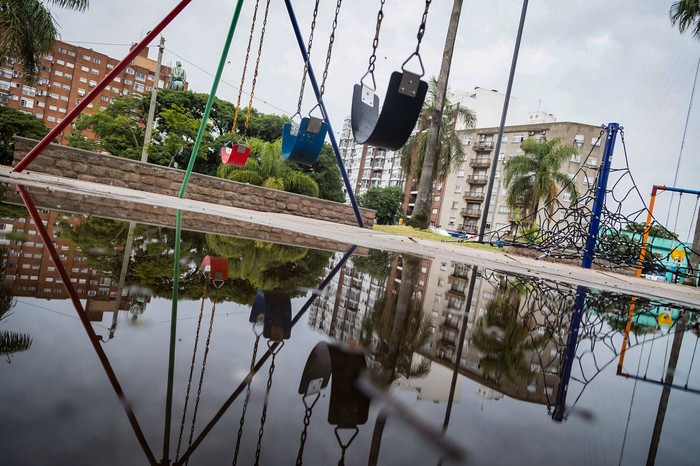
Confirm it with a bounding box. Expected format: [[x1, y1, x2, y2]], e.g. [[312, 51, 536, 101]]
[[13, 0, 192, 173]]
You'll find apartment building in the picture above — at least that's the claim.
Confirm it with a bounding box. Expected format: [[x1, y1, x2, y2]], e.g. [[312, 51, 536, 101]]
[[438, 120, 605, 235], [0, 40, 180, 144], [338, 117, 406, 199], [0, 209, 131, 321]]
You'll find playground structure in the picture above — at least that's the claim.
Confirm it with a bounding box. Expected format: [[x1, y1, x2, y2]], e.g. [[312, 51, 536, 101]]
[[4, 1, 700, 464]]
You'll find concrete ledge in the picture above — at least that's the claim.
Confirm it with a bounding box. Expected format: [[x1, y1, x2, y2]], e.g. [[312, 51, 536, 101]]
[[12, 137, 375, 227]]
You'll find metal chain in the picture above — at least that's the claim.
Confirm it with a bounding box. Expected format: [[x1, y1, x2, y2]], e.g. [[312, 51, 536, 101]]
[[232, 331, 262, 466], [254, 341, 283, 466], [296, 0, 321, 117], [319, 0, 343, 97], [231, 0, 261, 135], [364, 0, 386, 86], [414, 0, 432, 54], [175, 286, 207, 462], [245, 0, 271, 130], [334, 427, 359, 466], [184, 303, 217, 465], [295, 393, 321, 466]]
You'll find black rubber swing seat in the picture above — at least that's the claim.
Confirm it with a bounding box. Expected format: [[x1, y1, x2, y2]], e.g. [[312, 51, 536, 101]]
[[351, 71, 428, 151]]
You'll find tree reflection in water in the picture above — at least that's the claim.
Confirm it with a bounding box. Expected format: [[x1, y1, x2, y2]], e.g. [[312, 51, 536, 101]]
[[471, 277, 548, 385]]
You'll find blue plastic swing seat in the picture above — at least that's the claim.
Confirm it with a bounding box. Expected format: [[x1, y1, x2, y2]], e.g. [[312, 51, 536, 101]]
[[281, 116, 328, 166]]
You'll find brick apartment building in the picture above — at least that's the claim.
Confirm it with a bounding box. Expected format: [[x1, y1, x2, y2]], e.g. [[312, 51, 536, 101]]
[[0, 209, 133, 321], [1, 40, 182, 144]]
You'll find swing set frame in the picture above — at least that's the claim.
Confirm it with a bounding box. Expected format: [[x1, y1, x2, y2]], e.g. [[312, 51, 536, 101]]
[[12, 0, 366, 227]]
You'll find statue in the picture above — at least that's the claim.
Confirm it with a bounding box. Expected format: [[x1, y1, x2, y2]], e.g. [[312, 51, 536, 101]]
[[168, 61, 186, 90]]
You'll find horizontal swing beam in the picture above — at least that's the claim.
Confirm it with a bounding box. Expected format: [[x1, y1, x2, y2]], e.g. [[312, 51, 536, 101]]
[[13, 0, 193, 173], [653, 185, 700, 197]]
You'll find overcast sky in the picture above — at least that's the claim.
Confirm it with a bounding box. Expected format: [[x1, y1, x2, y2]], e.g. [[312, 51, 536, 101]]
[[49, 0, 700, 238]]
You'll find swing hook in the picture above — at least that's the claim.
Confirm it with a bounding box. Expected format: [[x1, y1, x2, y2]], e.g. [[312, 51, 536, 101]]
[[401, 52, 425, 78], [359, 70, 377, 93]]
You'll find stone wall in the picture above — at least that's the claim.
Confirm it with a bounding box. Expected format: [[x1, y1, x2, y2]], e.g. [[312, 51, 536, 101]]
[[4, 186, 359, 253], [12, 138, 374, 227]]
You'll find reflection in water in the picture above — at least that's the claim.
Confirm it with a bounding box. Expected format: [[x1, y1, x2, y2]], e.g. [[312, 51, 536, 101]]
[[2, 192, 700, 464], [0, 246, 31, 362]]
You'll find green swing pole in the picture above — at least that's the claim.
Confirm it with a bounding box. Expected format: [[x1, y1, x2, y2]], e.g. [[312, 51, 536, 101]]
[[165, 2, 246, 463], [178, 0, 247, 199], [163, 209, 183, 464]]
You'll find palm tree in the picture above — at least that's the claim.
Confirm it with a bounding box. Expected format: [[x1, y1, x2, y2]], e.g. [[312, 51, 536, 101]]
[[670, 0, 700, 38], [503, 137, 579, 225], [0, 0, 90, 83], [400, 79, 476, 225], [470, 279, 547, 384], [217, 139, 320, 197]]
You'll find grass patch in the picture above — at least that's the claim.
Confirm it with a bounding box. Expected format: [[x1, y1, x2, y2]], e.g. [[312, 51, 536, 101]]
[[372, 225, 500, 251]]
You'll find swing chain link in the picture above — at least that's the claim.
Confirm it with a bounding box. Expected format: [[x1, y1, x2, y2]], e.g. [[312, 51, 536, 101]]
[[231, 0, 261, 136], [175, 285, 208, 461], [187, 303, 217, 455], [297, 0, 321, 116], [232, 333, 261, 466], [320, 0, 343, 97], [246, 0, 271, 130], [369, 0, 385, 74], [295, 393, 320, 466], [415, 0, 432, 54], [255, 340, 283, 465]]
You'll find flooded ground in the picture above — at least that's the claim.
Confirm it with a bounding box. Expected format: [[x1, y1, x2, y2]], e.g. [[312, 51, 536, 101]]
[[0, 191, 698, 465]]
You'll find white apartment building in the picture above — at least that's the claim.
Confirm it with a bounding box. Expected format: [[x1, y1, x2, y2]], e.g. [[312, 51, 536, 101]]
[[338, 117, 406, 200], [438, 120, 605, 235]]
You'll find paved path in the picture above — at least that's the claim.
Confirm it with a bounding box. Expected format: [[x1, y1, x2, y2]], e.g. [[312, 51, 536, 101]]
[[2, 167, 699, 308]]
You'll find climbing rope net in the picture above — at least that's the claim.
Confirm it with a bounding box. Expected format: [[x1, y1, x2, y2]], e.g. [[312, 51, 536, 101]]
[[486, 128, 699, 283], [475, 269, 700, 419]]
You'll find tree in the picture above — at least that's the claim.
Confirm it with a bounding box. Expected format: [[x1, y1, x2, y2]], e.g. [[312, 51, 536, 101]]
[[624, 221, 678, 240], [287, 145, 346, 203], [400, 78, 476, 227], [71, 97, 145, 160], [0, 106, 47, 164], [401, 0, 471, 229], [503, 137, 579, 225], [0, 0, 89, 83], [217, 139, 321, 198], [471, 279, 547, 384], [358, 186, 405, 225], [670, 0, 700, 38]]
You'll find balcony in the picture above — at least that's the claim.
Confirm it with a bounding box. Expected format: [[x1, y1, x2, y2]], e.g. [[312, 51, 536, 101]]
[[463, 191, 485, 202], [466, 174, 488, 185], [460, 224, 478, 235], [475, 141, 494, 151], [446, 287, 465, 298], [460, 208, 481, 218], [442, 317, 461, 330], [470, 158, 491, 168]]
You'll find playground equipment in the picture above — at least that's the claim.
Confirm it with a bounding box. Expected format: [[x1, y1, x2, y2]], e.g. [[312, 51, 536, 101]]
[[281, 0, 343, 166], [350, 0, 432, 150], [220, 0, 272, 167]]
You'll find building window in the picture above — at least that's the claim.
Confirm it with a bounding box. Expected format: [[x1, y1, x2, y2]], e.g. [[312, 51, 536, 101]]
[[570, 153, 581, 163], [134, 83, 144, 93], [107, 63, 114, 69], [454, 185, 462, 193], [93, 57, 101, 64], [457, 170, 465, 177], [586, 156, 598, 166], [126, 68, 135, 75], [20, 98, 34, 108], [91, 69, 99, 75], [562, 193, 572, 202], [451, 201, 458, 210], [81, 66, 89, 72], [88, 80, 97, 87], [591, 137, 601, 147], [83, 55, 91, 61], [434, 294, 442, 303], [512, 135, 524, 143], [124, 79, 133, 85], [79, 77, 87, 83], [432, 208, 438, 214], [135, 71, 146, 81], [448, 217, 455, 225]]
